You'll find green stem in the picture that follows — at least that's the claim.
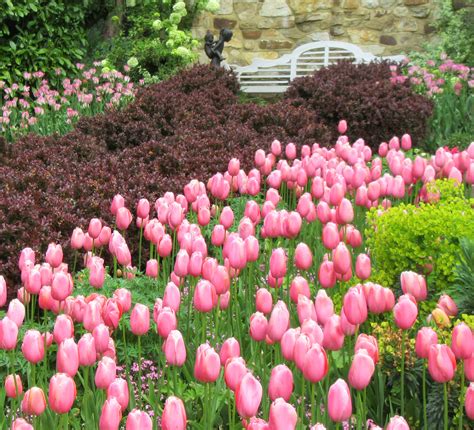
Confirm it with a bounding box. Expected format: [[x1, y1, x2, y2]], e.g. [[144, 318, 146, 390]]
[[444, 382, 448, 430], [138, 226, 143, 271], [400, 330, 406, 417], [459, 362, 465, 430], [300, 376, 306, 427], [423, 363, 427, 430], [138, 335, 142, 407]]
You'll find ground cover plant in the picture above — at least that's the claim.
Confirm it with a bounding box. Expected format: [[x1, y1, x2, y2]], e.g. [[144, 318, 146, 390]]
[[0, 130, 473, 429]]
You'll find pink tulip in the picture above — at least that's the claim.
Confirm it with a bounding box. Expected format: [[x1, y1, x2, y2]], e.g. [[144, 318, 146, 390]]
[[322, 315, 345, 351], [88, 218, 102, 239], [236, 372, 263, 418], [107, 377, 129, 411], [5, 374, 22, 398], [256, 288, 273, 314], [354, 334, 379, 364], [116, 207, 133, 230], [156, 307, 177, 338], [349, 348, 375, 390], [328, 379, 352, 422], [93, 323, 110, 354], [268, 301, 290, 342], [21, 387, 46, 416], [126, 409, 153, 430], [163, 282, 181, 312], [71, 227, 85, 250], [21, 329, 45, 363], [343, 287, 367, 325], [225, 357, 248, 391], [51, 272, 73, 301], [164, 330, 186, 366], [315, 290, 334, 326], [393, 294, 418, 330], [322, 223, 340, 250], [162, 396, 187, 430], [268, 364, 294, 401], [270, 248, 287, 280], [466, 383, 474, 420], [194, 280, 218, 313], [249, 312, 268, 341], [428, 344, 457, 383], [7, 298, 25, 327], [401, 134, 412, 150], [355, 253, 371, 280], [437, 294, 458, 316], [57, 338, 79, 377], [415, 327, 438, 359], [268, 398, 297, 430], [465, 353, 474, 382], [130, 303, 150, 336], [400, 271, 427, 301], [99, 397, 122, 430], [83, 299, 104, 332], [294, 333, 312, 371], [11, 419, 33, 430], [220, 206, 235, 229], [45, 243, 63, 268], [220, 337, 240, 366], [95, 356, 116, 389], [113, 288, 131, 313], [137, 198, 150, 219], [49, 373, 76, 414], [386, 415, 410, 430], [290, 276, 310, 303], [333, 242, 351, 275], [294, 242, 312, 270], [336, 198, 354, 224], [297, 295, 316, 325], [338, 119, 347, 134], [451, 322, 473, 359], [53, 314, 74, 344], [318, 261, 336, 289], [110, 194, 125, 215], [303, 343, 329, 383], [78, 333, 97, 366], [194, 343, 220, 383]]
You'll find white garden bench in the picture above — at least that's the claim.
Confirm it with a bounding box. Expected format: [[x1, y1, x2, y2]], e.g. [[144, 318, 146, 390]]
[[230, 41, 405, 94]]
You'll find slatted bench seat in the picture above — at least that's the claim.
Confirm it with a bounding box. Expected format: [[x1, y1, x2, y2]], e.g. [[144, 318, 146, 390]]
[[230, 41, 405, 94]]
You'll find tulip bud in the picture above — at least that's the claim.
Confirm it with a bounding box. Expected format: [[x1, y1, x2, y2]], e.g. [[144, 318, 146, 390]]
[[162, 396, 187, 430]]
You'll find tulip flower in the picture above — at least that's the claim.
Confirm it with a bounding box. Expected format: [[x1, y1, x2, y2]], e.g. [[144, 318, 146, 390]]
[[53, 314, 74, 344], [0, 276, 6, 307], [194, 343, 220, 383], [130, 303, 150, 336], [343, 286, 368, 325], [57, 338, 79, 377], [45, 243, 63, 268], [268, 398, 297, 430], [21, 387, 46, 416], [225, 357, 248, 391], [21, 329, 45, 363], [11, 419, 33, 430], [107, 377, 129, 412], [294, 242, 312, 270], [162, 396, 187, 430], [355, 253, 371, 280], [256, 288, 273, 314], [164, 330, 186, 366], [318, 261, 336, 289], [49, 373, 76, 414], [156, 306, 177, 338], [328, 379, 352, 422], [5, 374, 22, 398], [78, 333, 97, 366], [145, 260, 159, 278], [437, 294, 458, 316], [219, 337, 240, 366], [349, 349, 375, 390], [386, 416, 410, 430], [428, 344, 456, 383], [315, 290, 334, 326], [7, 299, 25, 327], [116, 207, 133, 230], [355, 334, 379, 364], [322, 315, 345, 351], [250, 312, 268, 342], [235, 372, 263, 419], [400, 271, 427, 301], [267, 301, 290, 342], [270, 248, 287, 280], [466, 383, 474, 420], [451, 322, 473, 360], [99, 397, 122, 430], [393, 294, 418, 330], [126, 409, 153, 430], [268, 364, 294, 402], [95, 356, 116, 389]]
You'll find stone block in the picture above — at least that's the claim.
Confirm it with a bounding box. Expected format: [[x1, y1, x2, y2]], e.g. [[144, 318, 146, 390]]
[[214, 18, 238, 29], [404, 0, 428, 5], [216, 0, 233, 15], [366, 15, 394, 30], [311, 31, 331, 40], [342, 0, 360, 9], [260, 0, 293, 17], [347, 29, 380, 43], [424, 23, 436, 34], [243, 40, 258, 49], [379, 0, 396, 7], [379, 34, 397, 45], [393, 6, 409, 17], [330, 25, 346, 36], [257, 16, 296, 29], [259, 39, 294, 49], [411, 6, 431, 18], [235, 3, 259, 20], [397, 18, 418, 32], [242, 30, 262, 39], [362, 0, 379, 8]]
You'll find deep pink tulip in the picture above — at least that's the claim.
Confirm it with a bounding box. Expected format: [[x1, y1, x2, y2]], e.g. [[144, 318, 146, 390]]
[[103, 298, 122, 330], [53, 314, 74, 344], [328, 379, 352, 422], [270, 248, 287, 280], [49, 373, 76, 414], [107, 377, 129, 412], [99, 397, 122, 430], [256, 288, 273, 314], [57, 338, 79, 377], [220, 337, 240, 366], [21, 387, 46, 416], [322, 315, 345, 351], [349, 349, 375, 390], [95, 356, 116, 389], [437, 294, 458, 317], [19, 247, 35, 271], [315, 290, 334, 326], [235, 372, 263, 419], [0, 276, 6, 307], [45, 243, 63, 268], [366, 283, 386, 314], [318, 261, 336, 289], [194, 343, 220, 383], [466, 383, 474, 420], [400, 271, 427, 302], [5, 374, 22, 398], [303, 343, 329, 383], [415, 327, 438, 359], [162, 396, 187, 430], [268, 364, 293, 401], [428, 344, 457, 383], [465, 353, 474, 382], [355, 334, 379, 364], [156, 307, 177, 338], [164, 330, 186, 366], [130, 303, 150, 336], [21, 329, 45, 363], [343, 287, 368, 325], [386, 415, 410, 430], [393, 294, 418, 330], [338, 119, 347, 134], [451, 322, 473, 359], [7, 298, 25, 327], [268, 398, 297, 430], [355, 253, 371, 280], [225, 357, 248, 391], [78, 333, 97, 366], [268, 301, 290, 342], [301, 319, 323, 345], [249, 312, 268, 342], [126, 409, 152, 430]]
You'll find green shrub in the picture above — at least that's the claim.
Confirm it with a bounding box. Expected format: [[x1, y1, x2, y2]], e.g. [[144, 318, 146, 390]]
[[448, 238, 474, 315], [0, 0, 95, 83], [365, 179, 474, 294]]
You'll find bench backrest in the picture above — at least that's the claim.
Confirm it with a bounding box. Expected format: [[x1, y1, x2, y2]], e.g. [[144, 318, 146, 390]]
[[230, 41, 404, 93]]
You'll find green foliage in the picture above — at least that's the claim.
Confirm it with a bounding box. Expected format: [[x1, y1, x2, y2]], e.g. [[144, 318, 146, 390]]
[[365, 179, 474, 294], [448, 237, 474, 315], [98, 0, 215, 82], [0, 0, 94, 83]]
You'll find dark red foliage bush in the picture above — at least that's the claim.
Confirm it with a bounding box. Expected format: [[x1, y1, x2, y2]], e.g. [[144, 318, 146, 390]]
[[284, 61, 434, 149], [0, 65, 330, 298]]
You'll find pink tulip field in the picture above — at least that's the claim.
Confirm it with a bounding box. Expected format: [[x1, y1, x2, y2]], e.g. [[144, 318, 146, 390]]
[[1, 125, 474, 430]]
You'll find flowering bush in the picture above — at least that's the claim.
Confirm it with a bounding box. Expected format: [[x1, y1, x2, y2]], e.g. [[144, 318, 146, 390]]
[[284, 61, 433, 149], [0, 65, 136, 142]]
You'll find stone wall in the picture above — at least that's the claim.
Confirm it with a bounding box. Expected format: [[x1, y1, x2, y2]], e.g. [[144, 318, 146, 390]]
[[192, 0, 439, 65]]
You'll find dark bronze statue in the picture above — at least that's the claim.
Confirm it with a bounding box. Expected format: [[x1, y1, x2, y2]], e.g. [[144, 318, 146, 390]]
[[204, 28, 233, 67]]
